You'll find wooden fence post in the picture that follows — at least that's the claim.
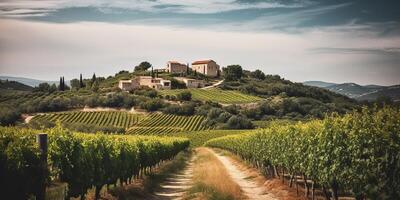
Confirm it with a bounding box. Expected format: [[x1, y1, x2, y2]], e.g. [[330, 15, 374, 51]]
[[37, 133, 48, 200]]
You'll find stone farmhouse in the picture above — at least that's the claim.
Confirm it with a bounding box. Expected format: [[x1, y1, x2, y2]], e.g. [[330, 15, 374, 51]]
[[174, 77, 205, 88], [191, 60, 220, 77], [118, 76, 171, 91], [166, 61, 188, 74]]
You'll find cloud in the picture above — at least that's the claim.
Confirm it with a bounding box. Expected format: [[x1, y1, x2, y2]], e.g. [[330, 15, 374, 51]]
[[1, 18, 399, 85], [310, 47, 400, 56], [0, 0, 312, 17]]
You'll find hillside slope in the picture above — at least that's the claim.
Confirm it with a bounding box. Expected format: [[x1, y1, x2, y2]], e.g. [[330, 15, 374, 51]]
[[0, 79, 33, 91]]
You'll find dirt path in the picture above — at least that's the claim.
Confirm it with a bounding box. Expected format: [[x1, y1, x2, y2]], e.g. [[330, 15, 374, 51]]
[[202, 79, 224, 89], [209, 148, 278, 200], [153, 157, 194, 200]]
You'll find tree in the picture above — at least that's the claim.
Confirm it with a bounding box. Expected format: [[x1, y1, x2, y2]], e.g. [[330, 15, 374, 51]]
[[79, 74, 84, 88], [250, 69, 265, 80], [59, 77, 63, 91], [91, 73, 96, 83], [176, 91, 192, 101], [70, 79, 80, 90], [92, 80, 99, 92], [151, 66, 155, 78], [36, 82, 50, 92], [223, 65, 243, 81], [134, 61, 152, 72]]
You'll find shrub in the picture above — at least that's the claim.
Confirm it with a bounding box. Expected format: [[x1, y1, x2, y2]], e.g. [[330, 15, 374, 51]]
[[139, 99, 165, 111], [225, 115, 253, 129], [176, 91, 192, 101]]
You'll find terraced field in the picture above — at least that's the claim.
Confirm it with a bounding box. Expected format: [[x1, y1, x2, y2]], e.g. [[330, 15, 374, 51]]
[[160, 88, 261, 104], [31, 111, 143, 128], [126, 114, 208, 134]]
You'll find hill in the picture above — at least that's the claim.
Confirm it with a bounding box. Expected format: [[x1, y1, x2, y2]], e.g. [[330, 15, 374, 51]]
[[0, 79, 33, 91], [325, 83, 379, 99], [305, 81, 400, 101], [303, 81, 336, 88], [0, 76, 59, 87], [357, 85, 400, 101]]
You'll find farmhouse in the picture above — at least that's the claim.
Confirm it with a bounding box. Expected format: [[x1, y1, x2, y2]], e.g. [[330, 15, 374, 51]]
[[175, 77, 205, 88], [118, 79, 139, 91], [166, 61, 188, 74], [138, 76, 171, 90], [191, 60, 220, 77], [118, 76, 171, 91]]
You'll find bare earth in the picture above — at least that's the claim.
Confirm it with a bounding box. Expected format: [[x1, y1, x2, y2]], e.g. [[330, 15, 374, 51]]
[[209, 148, 278, 200], [153, 157, 195, 200]]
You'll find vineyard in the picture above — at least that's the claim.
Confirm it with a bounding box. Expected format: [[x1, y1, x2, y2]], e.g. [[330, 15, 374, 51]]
[[126, 113, 208, 134], [159, 88, 261, 104], [0, 126, 189, 199], [206, 106, 400, 199], [31, 111, 143, 128]]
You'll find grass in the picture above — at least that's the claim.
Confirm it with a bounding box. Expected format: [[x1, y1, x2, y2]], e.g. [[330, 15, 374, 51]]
[[159, 88, 261, 104], [184, 147, 245, 200]]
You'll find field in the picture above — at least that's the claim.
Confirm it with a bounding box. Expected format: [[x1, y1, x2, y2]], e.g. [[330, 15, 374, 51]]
[[31, 111, 143, 128], [126, 113, 208, 134], [159, 88, 261, 104]]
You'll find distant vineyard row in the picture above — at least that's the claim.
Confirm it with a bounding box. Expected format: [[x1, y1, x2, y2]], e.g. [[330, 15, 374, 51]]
[[127, 114, 208, 134], [160, 88, 261, 104], [31, 112, 210, 134], [32, 111, 143, 128]]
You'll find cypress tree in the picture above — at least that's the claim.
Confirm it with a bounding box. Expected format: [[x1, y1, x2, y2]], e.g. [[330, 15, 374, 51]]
[[79, 74, 84, 88], [92, 73, 96, 82], [62, 76, 65, 91], [59, 77, 62, 91], [151, 66, 154, 78]]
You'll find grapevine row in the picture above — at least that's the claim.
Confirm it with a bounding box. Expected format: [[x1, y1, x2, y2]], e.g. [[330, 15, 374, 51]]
[[160, 88, 261, 104], [32, 111, 143, 128], [206, 107, 400, 199], [126, 114, 208, 135], [0, 126, 189, 199]]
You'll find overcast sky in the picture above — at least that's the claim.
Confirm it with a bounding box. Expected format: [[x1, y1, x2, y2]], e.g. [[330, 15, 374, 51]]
[[0, 0, 399, 85]]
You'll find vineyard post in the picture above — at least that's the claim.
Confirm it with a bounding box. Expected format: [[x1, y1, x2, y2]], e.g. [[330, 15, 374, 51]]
[[36, 133, 48, 200]]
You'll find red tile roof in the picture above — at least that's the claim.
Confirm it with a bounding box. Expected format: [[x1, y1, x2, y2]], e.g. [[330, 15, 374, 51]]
[[192, 60, 214, 65]]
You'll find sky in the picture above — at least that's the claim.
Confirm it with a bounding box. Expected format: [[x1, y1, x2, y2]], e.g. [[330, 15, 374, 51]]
[[0, 0, 399, 85]]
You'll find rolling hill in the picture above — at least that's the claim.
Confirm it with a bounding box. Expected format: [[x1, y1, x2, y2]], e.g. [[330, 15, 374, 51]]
[[0, 79, 33, 91], [0, 76, 59, 87], [303, 81, 400, 101]]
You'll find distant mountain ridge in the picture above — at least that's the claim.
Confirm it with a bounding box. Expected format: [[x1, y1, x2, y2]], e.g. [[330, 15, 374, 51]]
[[0, 76, 59, 87], [303, 81, 400, 101]]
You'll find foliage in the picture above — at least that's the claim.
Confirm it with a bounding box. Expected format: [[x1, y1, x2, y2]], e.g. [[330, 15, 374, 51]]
[[176, 91, 192, 101], [160, 88, 261, 104], [127, 113, 208, 134], [206, 106, 400, 199], [30, 111, 143, 129], [139, 99, 165, 112], [170, 78, 187, 89], [249, 69, 265, 80], [0, 106, 21, 126], [134, 61, 152, 72], [0, 126, 189, 199], [223, 65, 243, 81], [162, 102, 196, 116]]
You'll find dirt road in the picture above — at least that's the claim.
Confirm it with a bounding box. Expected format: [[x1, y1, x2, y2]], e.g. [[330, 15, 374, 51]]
[[209, 148, 278, 200]]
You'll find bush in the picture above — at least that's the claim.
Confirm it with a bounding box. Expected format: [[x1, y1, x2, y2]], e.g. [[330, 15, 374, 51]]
[[0, 107, 21, 125], [225, 115, 253, 129], [176, 91, 192, 101], [162, 103, 195, 116], [140, 99, 165, 111], [207, 108, 224, 119]]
